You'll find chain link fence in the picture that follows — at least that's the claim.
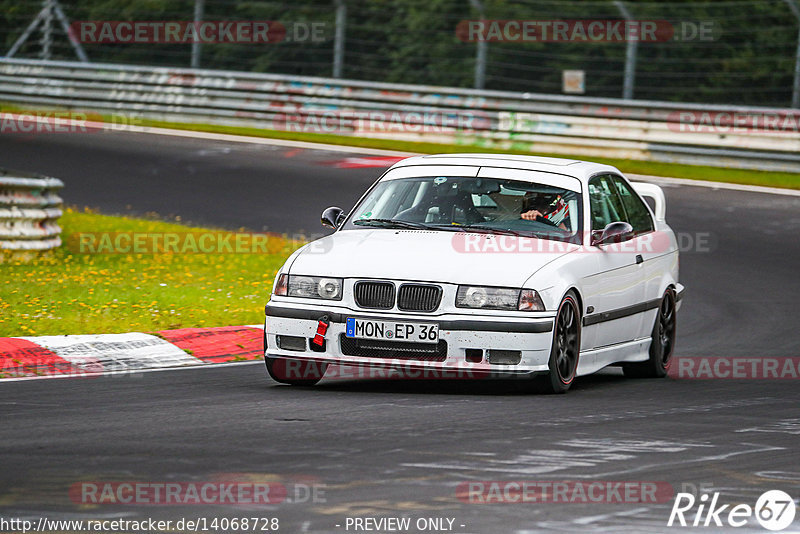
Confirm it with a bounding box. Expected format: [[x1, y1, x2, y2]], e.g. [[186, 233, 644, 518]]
[[1, 0, 799, 107]]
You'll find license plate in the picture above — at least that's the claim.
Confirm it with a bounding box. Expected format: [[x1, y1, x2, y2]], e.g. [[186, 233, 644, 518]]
[[345, 318, 439, 343]]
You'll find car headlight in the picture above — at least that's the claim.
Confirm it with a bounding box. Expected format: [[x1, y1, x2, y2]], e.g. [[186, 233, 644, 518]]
[[276, 274, 343, 300], [456, 286, 544, 311]]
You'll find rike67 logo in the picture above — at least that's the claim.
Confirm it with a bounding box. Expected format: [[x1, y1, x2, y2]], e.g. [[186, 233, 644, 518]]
[[668, 490, 796, 531]]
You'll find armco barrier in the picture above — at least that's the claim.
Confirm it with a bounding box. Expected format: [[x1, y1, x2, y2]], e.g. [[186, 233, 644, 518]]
[[0, 169, 63, 252], [1, 58, 800, 172]]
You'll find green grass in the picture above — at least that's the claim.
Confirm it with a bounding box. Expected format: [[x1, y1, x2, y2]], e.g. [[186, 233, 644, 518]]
[[3, 102, 799, 189], [0, 208, 299, 337]]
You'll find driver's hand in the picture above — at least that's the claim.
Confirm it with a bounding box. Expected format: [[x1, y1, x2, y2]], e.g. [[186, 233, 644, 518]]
[[521, 209, 544, 221]]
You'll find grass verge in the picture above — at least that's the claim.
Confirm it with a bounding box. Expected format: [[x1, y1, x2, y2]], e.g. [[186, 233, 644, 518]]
[[0, 208, 298, 337]]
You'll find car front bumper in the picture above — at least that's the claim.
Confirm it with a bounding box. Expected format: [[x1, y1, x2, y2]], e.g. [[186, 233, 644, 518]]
[[264, 301, 557, 376]]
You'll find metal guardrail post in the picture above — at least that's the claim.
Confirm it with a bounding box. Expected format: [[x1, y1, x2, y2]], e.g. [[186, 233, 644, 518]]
[[4, 0, 88, 62], [793, 29, 800, 108], [333, 0, 347, 79], [52, 2, 89, 62], [614, 0, 637, 100], [785, 0, 800, 108], [469, 0, 487, 90], [39, 0, 54, 61], [191, 0, 205, 68]]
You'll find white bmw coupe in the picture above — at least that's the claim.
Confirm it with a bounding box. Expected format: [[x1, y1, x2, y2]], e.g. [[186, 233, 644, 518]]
[[264, 154, 684, 393]]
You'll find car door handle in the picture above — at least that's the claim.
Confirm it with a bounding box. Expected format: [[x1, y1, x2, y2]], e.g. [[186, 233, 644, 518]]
[[635, 254, 643, 264]]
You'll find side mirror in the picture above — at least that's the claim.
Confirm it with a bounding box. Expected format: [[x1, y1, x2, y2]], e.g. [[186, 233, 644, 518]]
[[321, 206, 345, 229], [591, 221, 634, 246]]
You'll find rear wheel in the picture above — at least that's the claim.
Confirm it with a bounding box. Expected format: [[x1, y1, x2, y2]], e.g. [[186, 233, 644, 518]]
[[534, 291, 581, 394], [623, 289, 676, 378], [265, 356, 327, 386]]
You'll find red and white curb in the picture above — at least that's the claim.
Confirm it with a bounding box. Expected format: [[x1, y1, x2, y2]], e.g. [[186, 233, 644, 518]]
[[0, 325, 265, 380]]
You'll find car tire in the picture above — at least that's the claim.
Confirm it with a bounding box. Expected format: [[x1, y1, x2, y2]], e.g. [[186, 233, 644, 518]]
[[534, 291, 581, 394], [623, 288, 676, 379], [265, 356, 327, 386]]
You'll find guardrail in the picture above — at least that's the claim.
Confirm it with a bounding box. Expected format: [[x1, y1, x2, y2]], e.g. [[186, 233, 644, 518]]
[[0, 168, 63, 253], [1, 58, 800, 173]]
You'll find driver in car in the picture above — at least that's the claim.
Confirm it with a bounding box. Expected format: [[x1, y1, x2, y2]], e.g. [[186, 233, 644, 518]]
[[521, 192, 569, 230]]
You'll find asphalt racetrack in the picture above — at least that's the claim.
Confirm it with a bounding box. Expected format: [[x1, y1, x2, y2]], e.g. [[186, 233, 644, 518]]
[[1, 130, 798, 533]]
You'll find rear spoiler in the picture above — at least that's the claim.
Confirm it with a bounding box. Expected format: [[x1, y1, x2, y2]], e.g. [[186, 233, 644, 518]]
[[631, 182, 666, 221]]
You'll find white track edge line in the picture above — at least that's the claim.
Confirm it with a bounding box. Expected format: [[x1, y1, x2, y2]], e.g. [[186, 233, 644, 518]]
[[0, 359, 263, 383], [108, 123, 416, 156], [130, 125, 800, 197]]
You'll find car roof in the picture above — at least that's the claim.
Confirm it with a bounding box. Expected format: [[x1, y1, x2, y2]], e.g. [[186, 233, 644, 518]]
[[388, 153, 623, 182]]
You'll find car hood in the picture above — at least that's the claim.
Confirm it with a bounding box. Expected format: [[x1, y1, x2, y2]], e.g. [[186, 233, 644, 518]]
[[288, 229, 577, 287]]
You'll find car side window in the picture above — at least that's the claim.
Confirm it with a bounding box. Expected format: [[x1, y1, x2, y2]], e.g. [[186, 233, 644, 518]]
[[588, 175, 626, 231], [612, 177, 655, 235]]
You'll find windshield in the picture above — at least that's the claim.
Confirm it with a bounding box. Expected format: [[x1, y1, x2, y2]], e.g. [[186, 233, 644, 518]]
[[343, 176, 583, 242]]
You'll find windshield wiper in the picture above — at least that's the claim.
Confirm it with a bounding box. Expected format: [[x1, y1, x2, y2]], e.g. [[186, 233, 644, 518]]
[[452, 224, 526, 237], [457, 224, 574, 243], [353, 219, 533, 237], [353, 218, 438, 230]]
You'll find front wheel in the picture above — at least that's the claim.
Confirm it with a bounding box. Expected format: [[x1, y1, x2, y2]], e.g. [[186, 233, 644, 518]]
[[534, 291, 581, 394], [265, 356, 327, 386], [623, 289, 676, 378]]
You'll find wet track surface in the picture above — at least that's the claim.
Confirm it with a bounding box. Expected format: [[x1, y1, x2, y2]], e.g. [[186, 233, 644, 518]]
[[1, 130, 798, 532], [0, 130, 383, 234]]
